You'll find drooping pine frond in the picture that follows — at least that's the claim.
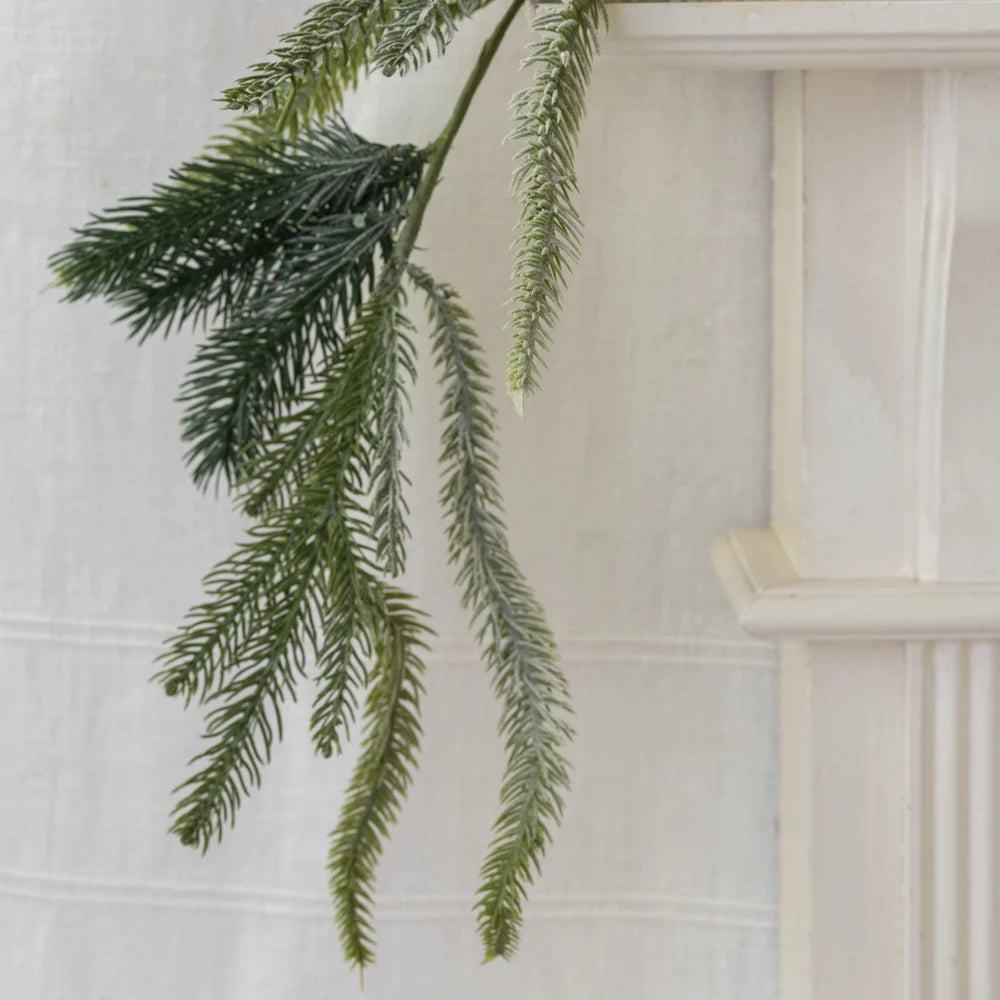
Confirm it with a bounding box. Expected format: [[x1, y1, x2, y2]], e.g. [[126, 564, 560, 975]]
[[328, 585, 431, 970], [237, 292, 405, 755], [506, 0, 607, 415], [178, 209, 396, 488], [234, 308, 385, 521], [165, 506, 328, 850], [371, 291, 416, 577], [160, 277, 412, 846], [54, 0, 597, 970], [373, 0, 491, 77], [310, 506, 376, 759], [222, 0, 397, 136], [153, 512, 318, 708], [50, 121, 428, 487], [51, 121, 420, 339], [409, 265, 572, 960]]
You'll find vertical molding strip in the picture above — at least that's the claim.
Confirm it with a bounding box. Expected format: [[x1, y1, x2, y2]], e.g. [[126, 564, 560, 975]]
[[913, 70, 958, 580], [779, 640, 813, 1000], [771, 70, 806, 571], [931, 641, 963, 1000], [925, 640, 999, 1000], [903, 642, 928, 1000], [967, 641, 998, 1000]]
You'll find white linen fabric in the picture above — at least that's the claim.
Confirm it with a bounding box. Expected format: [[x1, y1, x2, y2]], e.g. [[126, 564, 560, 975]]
[[1, 1, 777, 997]]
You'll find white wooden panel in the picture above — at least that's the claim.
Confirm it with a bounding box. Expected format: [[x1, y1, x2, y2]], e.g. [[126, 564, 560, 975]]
[[938, 70, 1000, 579], [807, 643, 911, 1000], [967, 641, 998, 1000], [603, 2, 1000, 69], [717, 41, 1000, 1000], [773, 70, 924, 578]]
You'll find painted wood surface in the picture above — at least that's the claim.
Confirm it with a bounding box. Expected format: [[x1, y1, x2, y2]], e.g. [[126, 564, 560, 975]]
[[714, 58, 1000, 1000], [604, 2, 1000, 67]]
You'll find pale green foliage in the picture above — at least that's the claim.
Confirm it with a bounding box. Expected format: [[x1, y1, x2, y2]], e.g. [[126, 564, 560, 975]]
[[371, 289, 416, 576], [409, 265, 573, 959], [373, 0, 491, 76], [506, 0, 607, 414], [328, 586, 431, 969], [222, 0, 397, 135]]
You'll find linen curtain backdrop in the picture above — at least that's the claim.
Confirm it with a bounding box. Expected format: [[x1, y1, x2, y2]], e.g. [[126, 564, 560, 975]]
[[1, 1, 778, 996]]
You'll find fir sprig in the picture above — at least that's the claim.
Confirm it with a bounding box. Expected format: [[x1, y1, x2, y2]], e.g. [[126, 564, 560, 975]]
[[506, 0, 608, 415], [178, 210, 395, 487], [310, 516, 375, 759], [53, 0, 596, 973], [166, 505, 328, 849], [373, 0, 492, 77], [329, 585, 431, 970], [409, 265, 572, 959], [162, 282, 408, 851], [222, 0, 397, 136], [371, 291, 416, 577], [50, 121, 428, 487], [50, 122, 422, 340], [153, 513, 317, 707]]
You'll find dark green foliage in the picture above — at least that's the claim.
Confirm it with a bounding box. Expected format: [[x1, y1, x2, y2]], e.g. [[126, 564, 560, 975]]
[[50, 121, 427, 487], [222, 0, 397, 136], [166, 505, 328, 849], [159, 299, 388, 846], [409, 265, 573, 959], [54, 0, 602, 974], [157, 283, 430, 941], [506, 0, 607, 414], [328, 585, 431, 969]]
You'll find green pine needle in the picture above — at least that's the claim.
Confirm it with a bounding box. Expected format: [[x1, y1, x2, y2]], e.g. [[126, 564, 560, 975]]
[[373, 0, 493, 77], [50, 120, 428, 488], [166, 507, 328, 850], [161, 282, 412, 851], [222, 0, 397, 136], [506, 0, 607, 411], [311, 536, 375, 759], [410, 264, 573, 960], [370, 287, 416, 577], [328, 585, 431, 970], [153, 510, 319, 708], [53, 0, 596, 971]]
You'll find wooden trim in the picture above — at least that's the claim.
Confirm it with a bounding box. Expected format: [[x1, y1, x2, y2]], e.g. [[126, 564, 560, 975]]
[[711, 529, 1000, 639], [603, 2, 1000, 69]]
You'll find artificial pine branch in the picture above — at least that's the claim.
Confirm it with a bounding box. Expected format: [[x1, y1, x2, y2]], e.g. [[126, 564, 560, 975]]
[[177, 210, 393, 486], [222, 0, 397, 136], [409, 264, 572, 958], [506, 0, 608, 414], [370, 284, 417, 576], [373, 0, 494, 76], [53, 0, 607, 974], [51, 121, 428, 487], [51, 122, 422, 340], [328, 584, 431, 971], [166, 506, 328, 848], [310, 512, 376, 759]]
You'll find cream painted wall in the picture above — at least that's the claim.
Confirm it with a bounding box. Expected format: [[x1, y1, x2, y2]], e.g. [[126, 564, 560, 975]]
[[0, 2, 777, 997]]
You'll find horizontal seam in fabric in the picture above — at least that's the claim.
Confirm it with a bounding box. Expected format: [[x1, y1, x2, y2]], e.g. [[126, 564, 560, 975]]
[[0, 868, 777, 929]]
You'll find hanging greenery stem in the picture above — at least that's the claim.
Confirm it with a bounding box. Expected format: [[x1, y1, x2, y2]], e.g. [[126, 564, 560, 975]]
[[50, 0, 606, 974]]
